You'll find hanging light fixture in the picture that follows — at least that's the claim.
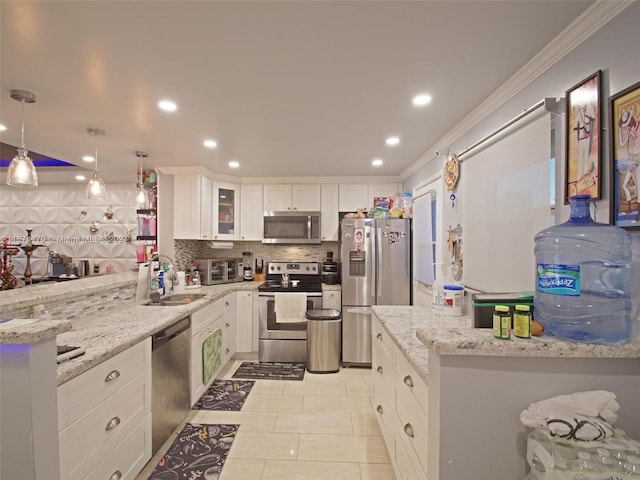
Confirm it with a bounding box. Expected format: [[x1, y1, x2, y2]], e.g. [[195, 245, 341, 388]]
[[86, 127, 108, 200], [6, 89, 38, 187], [132, 150, 150, 208]]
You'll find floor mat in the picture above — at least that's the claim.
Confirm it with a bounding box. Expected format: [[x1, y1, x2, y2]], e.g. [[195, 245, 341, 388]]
[[232, 361, 306, 381], [192, 379, 255, 411], [147, 423, 238, 479]]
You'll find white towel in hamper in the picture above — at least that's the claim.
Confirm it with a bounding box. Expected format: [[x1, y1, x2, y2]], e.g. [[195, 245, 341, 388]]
[[274, 292, 308, 323], [520, 390, 619, 441]]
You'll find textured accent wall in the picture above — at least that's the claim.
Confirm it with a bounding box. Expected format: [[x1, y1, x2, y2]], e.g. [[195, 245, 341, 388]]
[[0, 184, 138, 279]]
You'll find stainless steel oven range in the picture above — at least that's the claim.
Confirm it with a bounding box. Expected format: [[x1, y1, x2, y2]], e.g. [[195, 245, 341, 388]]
[[258, 261, 322, 362]]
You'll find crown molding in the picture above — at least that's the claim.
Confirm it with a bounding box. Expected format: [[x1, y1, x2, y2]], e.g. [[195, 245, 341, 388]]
[[400, 0, 633, 180]]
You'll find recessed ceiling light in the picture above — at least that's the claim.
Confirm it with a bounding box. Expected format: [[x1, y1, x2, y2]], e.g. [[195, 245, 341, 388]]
[[158, 100, 177, 112], [372, 159, 383, 167], [75, 174, 86, 181], [82, 155, 94, 162], [386, 136, 400, 146], [228, 161, 240, 169], [203, 139, 218, 149], [0, 124, 6, 131], [412, 94, 432, 106]]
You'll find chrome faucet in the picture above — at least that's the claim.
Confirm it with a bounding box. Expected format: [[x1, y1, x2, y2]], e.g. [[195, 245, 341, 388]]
[[140, 253, 178, 303]]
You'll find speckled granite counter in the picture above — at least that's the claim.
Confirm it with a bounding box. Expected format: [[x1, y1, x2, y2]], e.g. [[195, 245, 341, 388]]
[[0, 318, 72, 344], [0, 273, 260, 385], [373, 305, 640, 363]]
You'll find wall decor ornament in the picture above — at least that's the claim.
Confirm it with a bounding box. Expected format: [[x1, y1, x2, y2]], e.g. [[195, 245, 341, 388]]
[[609, 80, 640, 229], [565, 70, 603, 203]]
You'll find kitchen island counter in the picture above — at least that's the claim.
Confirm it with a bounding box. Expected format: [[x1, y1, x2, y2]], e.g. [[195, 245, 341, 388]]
[[371, 305, 640, 480]]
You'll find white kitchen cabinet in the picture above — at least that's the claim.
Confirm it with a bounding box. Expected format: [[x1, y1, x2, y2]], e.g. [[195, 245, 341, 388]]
[[212, 181, 240, 240], [339, 183, 403, 212], [263, 184, 321, 211], [371, 315, 428, 480], [322, 289, 341, 311], [173, 174, 212, 239], [235, 290, 254, 352], [57, 339, 152, 480], [338, 184, 369, 212], [222, 293, 236, 366], [190, 299, 225, 406], [321, 184, 339, 241], [240, 184, 264, 240], [369, 183, 402, 201]]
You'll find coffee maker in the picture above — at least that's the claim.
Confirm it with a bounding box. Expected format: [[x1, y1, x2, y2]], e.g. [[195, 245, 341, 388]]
[[321, 251, 339, 284], [48, 251, 71, 277], [242, 251, 254, 281]]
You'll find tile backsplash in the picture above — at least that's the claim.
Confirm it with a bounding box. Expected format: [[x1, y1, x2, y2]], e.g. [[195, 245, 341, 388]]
[[174, 240, 339, 271], [1, 184, 138, 279]]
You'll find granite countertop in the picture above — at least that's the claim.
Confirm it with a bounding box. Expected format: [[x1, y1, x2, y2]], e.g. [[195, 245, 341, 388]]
[[0, 318, 72, 344], [0, 273, 261, 385], [372, 306, 640, 366]]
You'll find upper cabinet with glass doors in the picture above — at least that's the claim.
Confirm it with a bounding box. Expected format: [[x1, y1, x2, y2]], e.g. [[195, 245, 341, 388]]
[[212, 182, 240, 240]]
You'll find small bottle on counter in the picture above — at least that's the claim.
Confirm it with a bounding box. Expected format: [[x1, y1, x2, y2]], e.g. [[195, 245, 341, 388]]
[[513, 305, 532, 339], [493, 305, 511, 340]]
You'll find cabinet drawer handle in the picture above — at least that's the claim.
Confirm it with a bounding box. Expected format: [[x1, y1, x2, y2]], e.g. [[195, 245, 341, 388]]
[[225, 301, 229, 307], [225, 322, 230, 328], [105, 416, 121, 431], [403, 375, 414, 388], [376, 333, 382, 341], [104, 370, 120, 383], [109, 471, 122, 480], [225, 348, 230, 354], [376, 365, 383, 374], [376, 404, 383, 414], [404, 423, 415, 438]]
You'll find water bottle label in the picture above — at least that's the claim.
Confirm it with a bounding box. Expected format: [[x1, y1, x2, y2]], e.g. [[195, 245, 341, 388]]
[[537, 263, 581, 296]]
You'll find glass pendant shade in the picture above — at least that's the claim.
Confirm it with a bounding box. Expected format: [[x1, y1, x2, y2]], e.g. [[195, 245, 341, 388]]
[[6, 90, 38, 187], [87, 171, 108, 200], [7, 147, 38, 187], [133, 185, 150, 208], [86, 128, 107, 200]]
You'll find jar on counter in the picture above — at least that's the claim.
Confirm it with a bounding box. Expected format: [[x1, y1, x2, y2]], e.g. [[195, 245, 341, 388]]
[[493, 305, 511, 340], [513, 305, 532, 339], [442, 285, 464, 316]]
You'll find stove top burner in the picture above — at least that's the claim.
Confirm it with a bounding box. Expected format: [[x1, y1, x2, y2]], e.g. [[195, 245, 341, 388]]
[[259, 261, 322, 294]]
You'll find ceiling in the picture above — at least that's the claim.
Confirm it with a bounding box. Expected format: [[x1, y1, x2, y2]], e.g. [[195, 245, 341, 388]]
[[0, 1, 594, 185]]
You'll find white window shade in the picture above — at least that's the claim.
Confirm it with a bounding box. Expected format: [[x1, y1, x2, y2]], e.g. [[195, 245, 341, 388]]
[[461, 113, 552, 292]]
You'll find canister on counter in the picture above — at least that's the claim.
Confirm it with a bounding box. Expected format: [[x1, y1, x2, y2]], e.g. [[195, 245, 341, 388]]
[[443, 284, 464, 316], [493, 305, 511, 340], [513, 305, 532, 339]]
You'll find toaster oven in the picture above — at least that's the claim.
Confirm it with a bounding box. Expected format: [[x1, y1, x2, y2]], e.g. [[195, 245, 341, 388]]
[[192, 258, 243, 285]]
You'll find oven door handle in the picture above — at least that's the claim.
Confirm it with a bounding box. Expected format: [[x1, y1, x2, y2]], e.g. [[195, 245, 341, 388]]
[[344, 307, 371, 316]]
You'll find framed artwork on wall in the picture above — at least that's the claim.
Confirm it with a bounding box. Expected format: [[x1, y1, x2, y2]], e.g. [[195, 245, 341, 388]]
[[564, 70, 602, 203], [609, 80, 640, 229]]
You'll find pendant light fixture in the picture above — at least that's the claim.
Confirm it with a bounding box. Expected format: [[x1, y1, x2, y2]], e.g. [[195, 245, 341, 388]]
[[6, 89, 38, 187], [132, 150, 150, 208], [86, 128, 108, 200]]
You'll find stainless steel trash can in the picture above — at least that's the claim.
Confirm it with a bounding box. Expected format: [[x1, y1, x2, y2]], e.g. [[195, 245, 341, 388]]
[[306, 309, 341, 373]]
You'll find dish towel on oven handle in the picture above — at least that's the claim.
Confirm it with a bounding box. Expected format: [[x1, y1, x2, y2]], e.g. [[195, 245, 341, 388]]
[[274, 292, 308, 323]]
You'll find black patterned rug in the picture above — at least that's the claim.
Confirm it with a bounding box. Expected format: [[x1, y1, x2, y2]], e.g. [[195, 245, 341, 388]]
[[232, 361, 306, 381], [192, 379, 255, 411], [147, 423, 238, 480]]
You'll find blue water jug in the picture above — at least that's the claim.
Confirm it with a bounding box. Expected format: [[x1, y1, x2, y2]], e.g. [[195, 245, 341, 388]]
[[534, 195, 632, 345]]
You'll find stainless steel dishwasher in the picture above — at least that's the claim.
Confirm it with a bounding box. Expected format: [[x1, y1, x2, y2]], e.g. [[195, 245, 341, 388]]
[[151, 316, 191, 454]]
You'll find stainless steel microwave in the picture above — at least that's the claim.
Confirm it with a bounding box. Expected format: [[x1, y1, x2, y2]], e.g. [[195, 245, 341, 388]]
[[263, 211, 321, 244], [192, 258, 243, 285]]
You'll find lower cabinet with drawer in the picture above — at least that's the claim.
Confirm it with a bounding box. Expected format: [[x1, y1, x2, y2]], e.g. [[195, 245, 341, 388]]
[[371, 316, 428, 480], [57, 338, 152, 480]]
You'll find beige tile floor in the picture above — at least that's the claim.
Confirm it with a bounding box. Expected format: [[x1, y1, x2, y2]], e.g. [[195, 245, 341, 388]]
[[135, 358, 397, 480]]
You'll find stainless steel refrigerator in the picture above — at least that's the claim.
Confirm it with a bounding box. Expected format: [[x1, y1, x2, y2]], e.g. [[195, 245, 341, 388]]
[[340, 217, 412, 366]]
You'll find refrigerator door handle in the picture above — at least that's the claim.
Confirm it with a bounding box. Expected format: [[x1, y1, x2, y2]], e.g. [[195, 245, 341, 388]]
[[375, 227, 382, 301]]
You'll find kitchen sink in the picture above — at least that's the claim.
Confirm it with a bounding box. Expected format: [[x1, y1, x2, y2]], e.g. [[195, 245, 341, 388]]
[[143, 293, 207, 306]]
